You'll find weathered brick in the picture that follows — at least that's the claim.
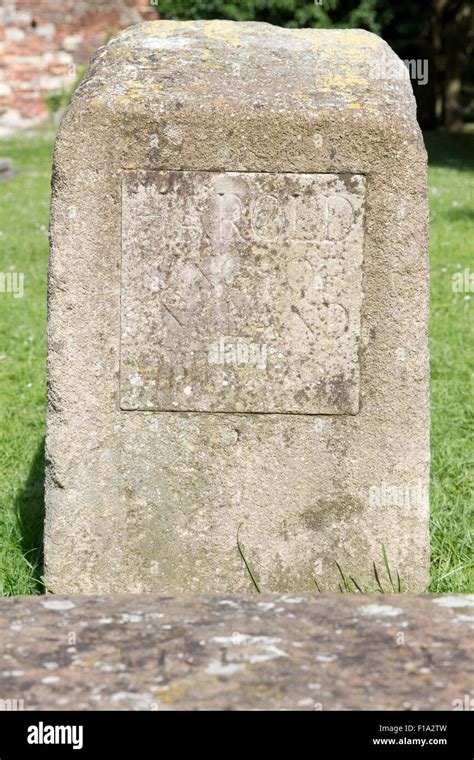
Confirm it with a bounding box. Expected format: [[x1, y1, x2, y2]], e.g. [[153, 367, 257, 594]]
[[0, 0, 159, 132]]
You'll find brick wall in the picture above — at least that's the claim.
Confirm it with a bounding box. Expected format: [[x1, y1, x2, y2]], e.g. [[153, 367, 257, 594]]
[[0, 0, 157, 133]]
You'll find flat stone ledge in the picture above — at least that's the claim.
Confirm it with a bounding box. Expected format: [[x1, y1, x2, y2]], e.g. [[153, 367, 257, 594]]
[[0, 594, 472, 711]]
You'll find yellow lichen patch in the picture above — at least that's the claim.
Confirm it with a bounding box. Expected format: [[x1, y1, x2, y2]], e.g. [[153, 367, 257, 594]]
[[117, 91, 141, 104], [294, 91, 310, 102], [337, 30, 384, 49], [89, 96, 106, 107], [152, 682, 190, 703], [115, 80, 149, 104], [298, 28, 382, 51], [141, 20, 183, 37], [244, 682, 284, 700], [319, 71, 366, 91], [71, 658, 97, 668], [201, 20, 245, 47], [297, 31, 383, 74]]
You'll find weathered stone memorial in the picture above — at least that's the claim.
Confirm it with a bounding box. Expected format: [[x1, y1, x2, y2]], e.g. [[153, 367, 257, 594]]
[[46, 21, 429, 593]]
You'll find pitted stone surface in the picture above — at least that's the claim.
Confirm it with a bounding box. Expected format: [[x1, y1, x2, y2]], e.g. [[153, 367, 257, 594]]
[[121, 171, 365, 414], [0, 595, 472, 711], [46, 21, 429, 594]]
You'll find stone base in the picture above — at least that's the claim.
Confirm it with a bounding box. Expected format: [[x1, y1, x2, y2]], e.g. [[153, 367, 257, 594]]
[[0, 594, 472, 710]]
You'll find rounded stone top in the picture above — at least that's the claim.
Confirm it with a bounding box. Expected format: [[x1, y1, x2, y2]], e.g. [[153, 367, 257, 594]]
[[74, 20, 416, 122]]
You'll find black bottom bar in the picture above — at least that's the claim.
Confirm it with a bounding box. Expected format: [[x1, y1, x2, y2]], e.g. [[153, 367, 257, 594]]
[[0, 710, 472, 757]]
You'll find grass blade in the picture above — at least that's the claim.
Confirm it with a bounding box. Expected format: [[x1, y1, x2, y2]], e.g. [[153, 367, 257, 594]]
[[396, 570, 403, 593], [237, 524, 261, 593], [336, 561, 352, 592], [350, 575, 364, 593], [373, 561, 385, 593], [382, 543, 396, 592]]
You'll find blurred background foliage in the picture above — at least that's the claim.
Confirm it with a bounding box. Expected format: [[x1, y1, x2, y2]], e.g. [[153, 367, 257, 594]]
[[156, 0, 474, 131]]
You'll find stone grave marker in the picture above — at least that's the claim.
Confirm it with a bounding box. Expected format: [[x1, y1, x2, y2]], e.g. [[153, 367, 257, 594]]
[[46, 21, 429, 593]]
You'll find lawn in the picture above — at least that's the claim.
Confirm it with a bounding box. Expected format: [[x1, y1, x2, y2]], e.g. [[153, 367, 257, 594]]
[[0, 128, 472, 595], [426, 132, 474, 592]]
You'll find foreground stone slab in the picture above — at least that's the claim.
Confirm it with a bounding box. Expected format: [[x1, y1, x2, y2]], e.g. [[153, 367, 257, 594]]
[[46, 20, 429, 593], [0, 595, 472, 711]]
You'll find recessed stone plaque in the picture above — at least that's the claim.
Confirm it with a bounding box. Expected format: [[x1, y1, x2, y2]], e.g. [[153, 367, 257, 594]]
[[120, 171, 365, 414]]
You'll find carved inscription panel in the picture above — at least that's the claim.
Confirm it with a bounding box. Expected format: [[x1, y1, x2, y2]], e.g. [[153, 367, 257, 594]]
[[120, 171, 365, 414]]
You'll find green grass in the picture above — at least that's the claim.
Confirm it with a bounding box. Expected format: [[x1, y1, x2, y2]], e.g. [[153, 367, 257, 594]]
[[425, 132, 474, 592], [0, 129, 472, 596], [0, 130, 52, 595]]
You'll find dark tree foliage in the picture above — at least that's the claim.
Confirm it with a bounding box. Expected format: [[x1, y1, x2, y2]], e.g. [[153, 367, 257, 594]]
[[158, 0, 386, 32], [156, 0, 473, 129]]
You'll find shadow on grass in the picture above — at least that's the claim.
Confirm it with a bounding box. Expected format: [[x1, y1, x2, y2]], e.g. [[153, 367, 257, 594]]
[[444, 208, 474, 223], [423, 130, 474, 172], [15, 437, 45, 594]]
